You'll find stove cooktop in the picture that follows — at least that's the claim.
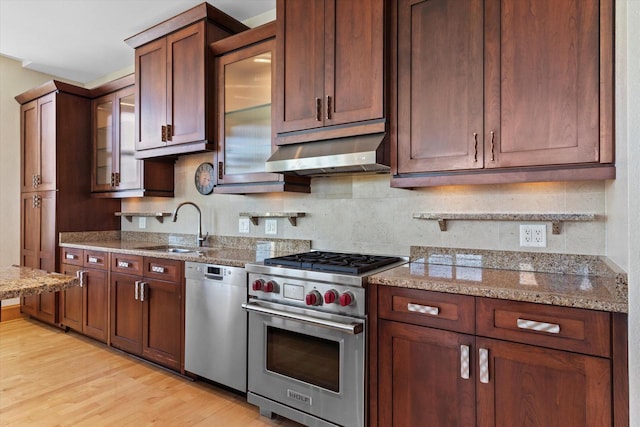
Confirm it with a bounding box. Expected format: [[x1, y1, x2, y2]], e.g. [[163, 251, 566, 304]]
[[263, 251, 403, 275]]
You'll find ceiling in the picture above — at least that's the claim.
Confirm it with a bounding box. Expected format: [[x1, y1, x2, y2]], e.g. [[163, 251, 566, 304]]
[[0, 0, 275, 85]]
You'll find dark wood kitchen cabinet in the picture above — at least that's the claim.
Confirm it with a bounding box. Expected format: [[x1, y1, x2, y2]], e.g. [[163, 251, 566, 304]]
[[59, 248, 109, 343], [125, 3, 249, 159], [90, 75, 174, 198], [110, 254, 184, 371], [210, 22, 310, 194], [372, 286, 622, 427], [391, 0, 614, 187], [16, 81, 120, 325], [274, 0, 386, 144]]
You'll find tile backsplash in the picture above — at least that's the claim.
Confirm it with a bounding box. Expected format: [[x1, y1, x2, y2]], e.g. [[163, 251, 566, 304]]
[[122, 152, 606, 257]]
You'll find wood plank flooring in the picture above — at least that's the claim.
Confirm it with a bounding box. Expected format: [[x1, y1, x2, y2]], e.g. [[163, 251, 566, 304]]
[[0, 318, 301, 426]]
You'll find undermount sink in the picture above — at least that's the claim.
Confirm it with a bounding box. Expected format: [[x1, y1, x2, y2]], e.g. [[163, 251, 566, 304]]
[[138, 245, 199, 254]]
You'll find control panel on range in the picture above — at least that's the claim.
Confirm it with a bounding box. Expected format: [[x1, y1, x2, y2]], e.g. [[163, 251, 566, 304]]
[[248, 274, 365, 317]]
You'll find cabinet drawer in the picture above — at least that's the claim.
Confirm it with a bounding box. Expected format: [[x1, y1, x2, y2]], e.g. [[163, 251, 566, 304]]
[[476, 298, 611, 357], [378, 286, 475, 334], [83, 250, 108, 270], [111, 253, 144, 276], [61, 247, 83, 266], [143, 257, 182, 283]]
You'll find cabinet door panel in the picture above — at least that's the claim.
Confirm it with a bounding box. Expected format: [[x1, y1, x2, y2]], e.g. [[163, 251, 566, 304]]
[[476, 337, 611, 427], [115, 87, 141, 190], [92, 93, 115, 192], [142, 279, 181, 370], [485, 0, 600, 168], [60, 264, 82, 332], [275, 0, 325, 134], [396, 0, 483, 173], [110, 273, 142, 354], [166, 22, 206, 145], [21, 100, 39, 192], [38, 191, 56, 272], [325, 0, 384, 126], [379, 320, 475, 427], [84, 269, 108, 343], [21, 193, 39, 268], [136, 39, 167, 151], [38, 93, 57, 191]]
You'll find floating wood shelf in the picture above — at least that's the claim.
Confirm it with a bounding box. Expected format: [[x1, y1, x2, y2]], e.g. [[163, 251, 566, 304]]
[[412, 213, 597, 234], [239, 212, 306, 226], [115, 212, 172, 224]]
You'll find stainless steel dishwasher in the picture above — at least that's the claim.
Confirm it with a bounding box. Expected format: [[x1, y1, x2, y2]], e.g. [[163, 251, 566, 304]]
[[185, 261, 247, 392]]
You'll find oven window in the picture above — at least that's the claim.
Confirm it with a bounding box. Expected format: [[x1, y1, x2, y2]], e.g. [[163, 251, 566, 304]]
[[266, 327, 340, 392]]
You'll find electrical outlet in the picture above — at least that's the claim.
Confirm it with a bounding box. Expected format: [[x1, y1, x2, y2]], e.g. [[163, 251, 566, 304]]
[[265, 219, 277, 235], [138, 217, 146, 229], [238, 218, 250, 233], [519, 224, 546, 247]]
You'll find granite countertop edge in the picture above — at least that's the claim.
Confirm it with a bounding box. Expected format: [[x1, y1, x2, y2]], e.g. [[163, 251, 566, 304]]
[[369, 263, 628, 314]]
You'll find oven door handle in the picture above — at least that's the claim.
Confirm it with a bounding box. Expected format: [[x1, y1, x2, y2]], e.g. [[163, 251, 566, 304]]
[[242, 301, 364, 335]]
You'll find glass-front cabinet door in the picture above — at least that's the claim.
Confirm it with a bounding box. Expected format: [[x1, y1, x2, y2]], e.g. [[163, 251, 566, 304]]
[[92, 95, 114, 192], [116, 88, 141, 190], [216, 38, 277, 185]]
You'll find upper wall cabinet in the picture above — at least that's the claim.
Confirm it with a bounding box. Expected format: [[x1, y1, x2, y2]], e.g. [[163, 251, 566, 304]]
[[274, 0, 386, 145], [125, 2, 249, 159], [90, 75, 174, 198], [211, 23, 310, 194], [391, 0, 614, 187]]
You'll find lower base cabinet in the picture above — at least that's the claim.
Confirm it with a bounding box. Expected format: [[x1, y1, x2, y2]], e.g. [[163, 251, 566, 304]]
[[21, 292, 58, 325], [59, 248, 109, 343], [374, 286, 621, 427], [110, 254, 183, 371]]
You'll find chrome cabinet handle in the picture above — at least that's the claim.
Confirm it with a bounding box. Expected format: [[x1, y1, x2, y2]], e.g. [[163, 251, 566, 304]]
[[76, 270, 86, 288], [479, 348, 489, 384], [490, 131, 495, 161], [161, 125, 167, 142], [460, 345, 470, 380], [326, 95, 332, 120], [65, 253, 77, 260], [473, 133, 478, 162], [517, 318, 561, 334], [140, 282, 145, 302], [88, 256, 99, 264], [166, 124, 172, 141], [134, 280, 139, 300], [118, 261, 130, 268], [315, 98, 322, 121], [151, 265, 166, 274], [407, 303, 439, 316]]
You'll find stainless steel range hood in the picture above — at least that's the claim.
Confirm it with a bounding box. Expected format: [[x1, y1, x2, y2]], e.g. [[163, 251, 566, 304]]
[[265, 133, 389, 176]]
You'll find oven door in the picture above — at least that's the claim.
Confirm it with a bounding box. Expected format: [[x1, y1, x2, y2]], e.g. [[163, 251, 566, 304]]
[[244, 300, 365, 427]]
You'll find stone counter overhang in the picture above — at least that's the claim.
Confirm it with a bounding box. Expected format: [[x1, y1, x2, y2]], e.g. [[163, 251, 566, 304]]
[[0, 266, 78, 300], [368, 247, 628, 313]]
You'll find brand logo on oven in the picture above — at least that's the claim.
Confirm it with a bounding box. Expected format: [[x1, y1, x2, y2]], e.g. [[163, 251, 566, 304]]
[[287, 389, 312, 406]]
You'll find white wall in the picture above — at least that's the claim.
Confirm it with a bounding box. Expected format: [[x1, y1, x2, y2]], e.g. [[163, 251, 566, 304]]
[[610, 1, 640, 424]]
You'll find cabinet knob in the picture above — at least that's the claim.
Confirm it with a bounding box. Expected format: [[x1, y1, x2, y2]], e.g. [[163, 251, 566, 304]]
[[118, 261, 130, 268], [151, 265, 166, 274]]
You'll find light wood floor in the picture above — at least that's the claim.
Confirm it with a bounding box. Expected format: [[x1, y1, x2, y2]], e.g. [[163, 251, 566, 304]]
[[0, 318, 302, 427]]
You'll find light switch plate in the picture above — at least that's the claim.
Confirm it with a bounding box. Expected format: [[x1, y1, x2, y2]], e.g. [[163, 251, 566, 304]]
[[138, 217, 146, 229], [265, 219, 277, 235], [239, 218, 250, 233]]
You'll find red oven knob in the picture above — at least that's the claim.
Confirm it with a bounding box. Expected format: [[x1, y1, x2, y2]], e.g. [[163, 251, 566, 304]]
[[252, 279, 264, 291], [339, 292, 354, 307], [305, 290, 322, 306], [263, 280, 276, 293], [324, 290, 338, 304]]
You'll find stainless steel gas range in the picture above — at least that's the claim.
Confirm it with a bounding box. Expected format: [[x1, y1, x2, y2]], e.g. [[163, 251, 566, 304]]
[[244, 251, 406, 427]]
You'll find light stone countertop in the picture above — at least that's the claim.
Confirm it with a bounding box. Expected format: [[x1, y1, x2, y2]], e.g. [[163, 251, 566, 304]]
[[368, 246, 628, 313], [0, 266, 78, 300]]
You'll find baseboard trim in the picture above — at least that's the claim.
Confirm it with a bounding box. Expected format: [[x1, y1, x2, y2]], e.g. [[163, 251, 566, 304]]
[[1, 305, 26, 322]]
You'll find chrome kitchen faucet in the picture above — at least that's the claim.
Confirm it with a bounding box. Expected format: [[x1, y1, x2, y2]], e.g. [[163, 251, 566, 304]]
[[172, 201, 208, 247]]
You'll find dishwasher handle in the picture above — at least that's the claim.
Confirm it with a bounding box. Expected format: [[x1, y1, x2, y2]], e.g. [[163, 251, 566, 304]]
[[242, 301, 363, 335]]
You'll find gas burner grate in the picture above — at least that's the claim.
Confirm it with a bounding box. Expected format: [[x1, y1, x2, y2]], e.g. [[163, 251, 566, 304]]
[[263, 251, 402, 275]]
